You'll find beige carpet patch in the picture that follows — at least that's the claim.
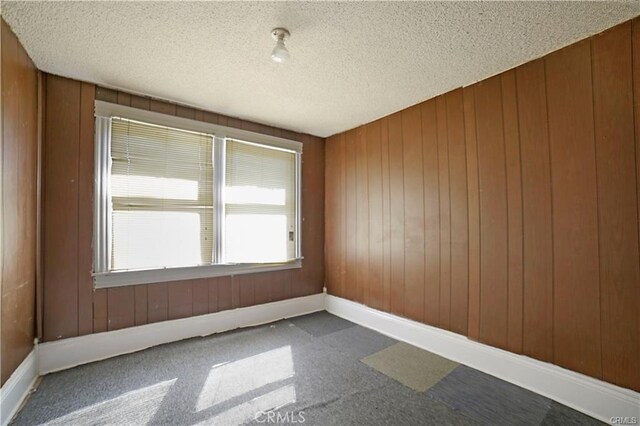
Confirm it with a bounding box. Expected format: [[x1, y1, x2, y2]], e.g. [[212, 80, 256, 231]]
[[362, 342, 459, 392]]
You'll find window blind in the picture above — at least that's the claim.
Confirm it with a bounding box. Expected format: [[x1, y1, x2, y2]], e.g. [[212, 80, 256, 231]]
[[110, 118, 214, 271], [224, 139, 296, 263]]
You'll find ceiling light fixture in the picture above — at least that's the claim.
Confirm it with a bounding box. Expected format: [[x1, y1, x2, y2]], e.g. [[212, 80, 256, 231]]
[[271, 28, 290, 63]]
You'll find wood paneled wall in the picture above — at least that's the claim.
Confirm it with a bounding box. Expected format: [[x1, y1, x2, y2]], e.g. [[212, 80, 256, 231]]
[[325, 18, 640, 392], [42, 77, 324, 341], [1, 19, 38, 385]]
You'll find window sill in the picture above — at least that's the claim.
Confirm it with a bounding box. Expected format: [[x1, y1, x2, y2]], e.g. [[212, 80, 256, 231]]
[[93, 259, 302, 289]]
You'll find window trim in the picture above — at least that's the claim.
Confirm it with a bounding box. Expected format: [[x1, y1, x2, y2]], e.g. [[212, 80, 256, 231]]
[[93, 100, 303, 289]]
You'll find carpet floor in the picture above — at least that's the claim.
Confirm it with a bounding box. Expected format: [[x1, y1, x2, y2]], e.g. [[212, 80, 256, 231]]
[[12, 311, 602, 425]]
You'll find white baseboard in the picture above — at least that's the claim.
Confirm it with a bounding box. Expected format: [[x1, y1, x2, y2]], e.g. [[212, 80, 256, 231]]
[[325, 295, 640, 423], [39, 293, 324, 375], [0, 349, 38, 426]]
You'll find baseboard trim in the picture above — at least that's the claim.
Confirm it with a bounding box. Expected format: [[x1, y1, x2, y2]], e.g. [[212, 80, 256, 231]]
[[0, 349, 38, 426], [325, 295, 640, 423], [39, 293, 324, 375]]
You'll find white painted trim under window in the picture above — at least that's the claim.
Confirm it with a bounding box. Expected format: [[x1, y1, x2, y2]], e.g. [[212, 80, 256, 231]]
[[0, 349, 38, 426], [325, 294, 640, 423], [39, 293, 324, 374], [94, 259, 302, 288]]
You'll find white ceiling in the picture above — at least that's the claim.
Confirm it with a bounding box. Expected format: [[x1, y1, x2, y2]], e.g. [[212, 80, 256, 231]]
[[3, 1, 639, 138]]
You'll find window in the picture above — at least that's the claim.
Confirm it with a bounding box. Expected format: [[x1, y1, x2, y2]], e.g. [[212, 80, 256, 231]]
[[224, 140, 297, 263], [94, 101, 302, 287]]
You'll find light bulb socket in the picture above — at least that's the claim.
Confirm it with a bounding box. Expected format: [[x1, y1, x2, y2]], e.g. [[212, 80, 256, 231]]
[[271, 28, 290, 42]]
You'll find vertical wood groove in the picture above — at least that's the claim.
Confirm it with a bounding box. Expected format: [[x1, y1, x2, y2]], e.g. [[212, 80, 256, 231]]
[[543, 59, 556, 365], [589, 39, 605, 382], [592, 22, 640, 389], [546, 39, 602, 378]]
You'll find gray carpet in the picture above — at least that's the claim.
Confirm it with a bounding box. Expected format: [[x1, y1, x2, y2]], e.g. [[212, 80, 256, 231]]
[[12, 312, 603, 425], [426, 365, 552, 425]]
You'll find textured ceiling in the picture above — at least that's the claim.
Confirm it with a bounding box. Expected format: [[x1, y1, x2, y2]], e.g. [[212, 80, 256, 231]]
[[3, 2, 640, 137]]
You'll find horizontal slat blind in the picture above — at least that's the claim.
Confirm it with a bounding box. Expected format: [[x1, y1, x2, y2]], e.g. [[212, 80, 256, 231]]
[[225, 140, 296, 263], [110, 118, 214, 270]]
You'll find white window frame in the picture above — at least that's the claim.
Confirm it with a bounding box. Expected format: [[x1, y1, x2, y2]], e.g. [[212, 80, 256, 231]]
[[93, 100, 303, 288]]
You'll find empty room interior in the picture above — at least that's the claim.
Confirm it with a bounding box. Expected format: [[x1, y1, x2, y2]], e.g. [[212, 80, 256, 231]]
[[2, 1, 640, 425]]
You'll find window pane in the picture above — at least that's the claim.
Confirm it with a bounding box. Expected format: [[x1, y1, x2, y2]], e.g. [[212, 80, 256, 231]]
[[110, 118, 214, 270], [224, 140, 296, 263], [112, 210, 212, 270]]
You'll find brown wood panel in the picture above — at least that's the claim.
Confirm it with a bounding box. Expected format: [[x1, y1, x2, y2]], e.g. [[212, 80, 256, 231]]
[[168, 280, 193, 319], [446, 89, 469, 336], [217, 276, 233, 311], [116, 91, 131, 106], [217, 115, 229, 127], [231, 276, 241, 308], [147, 283, 168, 323], [202, 111, 218, 125], [208, 277, 219, 313], [130, 94, 150, 110], [93, 289, 108, 333], [238, 275, 255, 307], [254, 273, 272, 305], [43, 75, 81, 340], [366, 121, 384, 310], [516, 59, 554, 362], [388, 112, 405, 316], [298, 134, 325, 296], [78, 82, 95, 336], [325, 135, 340, 296], [270, 270, 292, 302], [1, 19, 38, 384], [36, 72, 45, 342], [501, 71, 523, 353], [463, 86, 481, 341], [107, 287, 135, 331], [193, 279, 209, 316], [355, 127, 369, 304], [401, 105, 425, 322], [332, 134, 346, 299], [546, 40, 602, 378], [228, 117, 243, 130], [380, 117, 392, 312], [633, 17, 640, 393], [592, 22, 640, 390], [421, 99, 441, 327], [176, 105, 196, 119], [2, 20, 20, 319], [436, 96, 451, 330], [241, 120, 261, 134], [134, 285, 148, 326], [95, 87, 118, 103], [149, 98, 176, 116], [344, 129, 358, 301], [282, 129, 303, 143], [337, 133, 347, 299], [475, 76, 509, 350]]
